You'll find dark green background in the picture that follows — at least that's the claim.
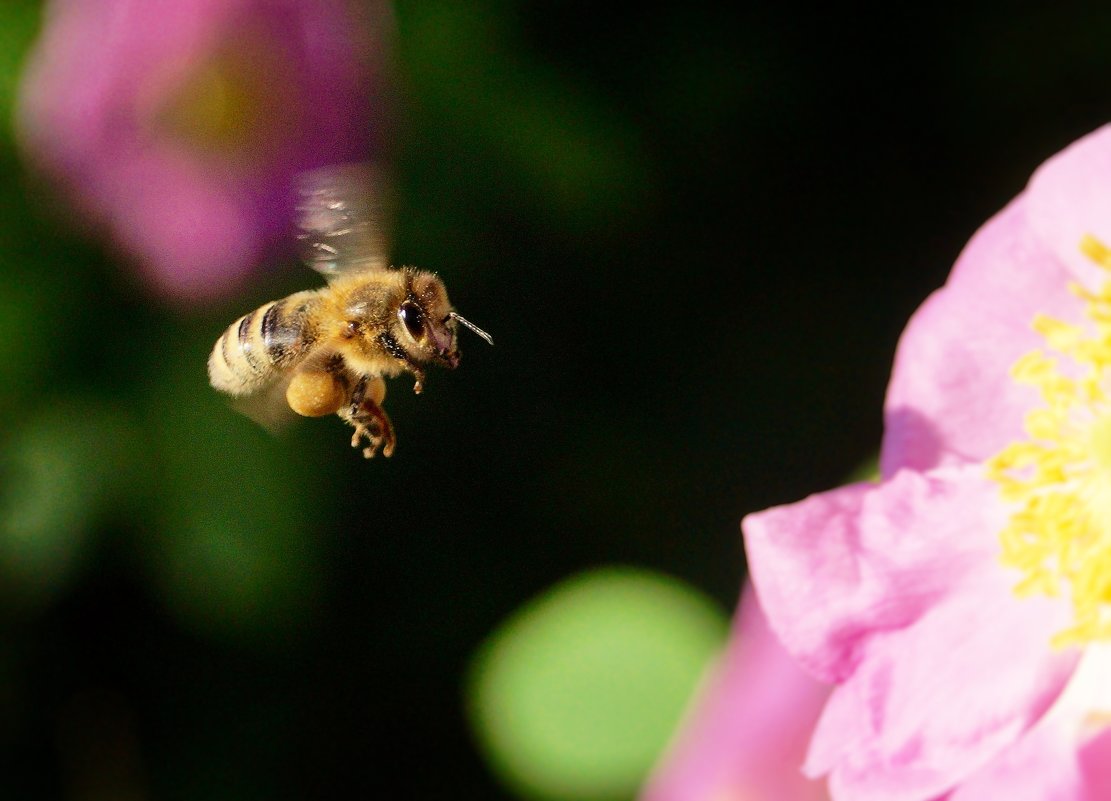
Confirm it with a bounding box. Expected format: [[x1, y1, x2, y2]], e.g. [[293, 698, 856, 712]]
[[1, 2, 1108, 798]]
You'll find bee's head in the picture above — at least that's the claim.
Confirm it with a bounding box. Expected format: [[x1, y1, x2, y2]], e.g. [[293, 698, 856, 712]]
[[392, 270, 492, 370]]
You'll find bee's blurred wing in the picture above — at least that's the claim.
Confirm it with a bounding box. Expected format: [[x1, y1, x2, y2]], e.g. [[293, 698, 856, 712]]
[[230, 372, 301, 433], [296, 163, 392, 278]]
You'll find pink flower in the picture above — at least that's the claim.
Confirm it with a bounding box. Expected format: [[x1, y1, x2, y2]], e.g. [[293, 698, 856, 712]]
[[641, 585, 831, 801], [17, 0, 383, 301], [744, 125, 1111, 800]]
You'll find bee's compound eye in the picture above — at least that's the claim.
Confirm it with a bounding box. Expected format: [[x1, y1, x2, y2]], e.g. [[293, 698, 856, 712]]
[[399, 301, 425, 339]]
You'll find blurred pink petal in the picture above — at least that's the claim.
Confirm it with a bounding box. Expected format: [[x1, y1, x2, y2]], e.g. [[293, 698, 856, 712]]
[[641, 585, 830, 801], [18, 0, 383, 302]]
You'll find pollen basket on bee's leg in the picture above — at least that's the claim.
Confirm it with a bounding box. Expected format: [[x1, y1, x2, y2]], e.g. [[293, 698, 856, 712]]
[[286, 369, 348, 418]]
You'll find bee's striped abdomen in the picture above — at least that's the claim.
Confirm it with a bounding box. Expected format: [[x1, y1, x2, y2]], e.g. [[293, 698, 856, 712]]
[[208, 290, 320, 396]]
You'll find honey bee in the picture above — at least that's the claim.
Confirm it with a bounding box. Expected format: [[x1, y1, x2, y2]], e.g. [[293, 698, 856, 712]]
[[207, 164, 492, 458]]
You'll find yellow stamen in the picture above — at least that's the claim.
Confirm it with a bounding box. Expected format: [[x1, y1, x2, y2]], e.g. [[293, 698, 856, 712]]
[[990, 235, 1111, 646], [1081, 234, 1111, 272]]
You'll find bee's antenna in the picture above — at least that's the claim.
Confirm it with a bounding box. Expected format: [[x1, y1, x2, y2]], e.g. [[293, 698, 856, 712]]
[[449, 312, 494, 346]]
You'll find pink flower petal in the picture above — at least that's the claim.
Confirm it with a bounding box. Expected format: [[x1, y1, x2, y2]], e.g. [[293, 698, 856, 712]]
[[881, 198, 1079, 475], [809, 567, 1076, 801], [1027, 124, 1111, 292], [640, 586, 830, 801], [943, 643, 1111, 801], [745, 465, 1078, 800], [944, 713, 1081, 801], [741, 126, 1111, 801], [1078, 727, 1111, 795], [745, 466, 1004, 682]]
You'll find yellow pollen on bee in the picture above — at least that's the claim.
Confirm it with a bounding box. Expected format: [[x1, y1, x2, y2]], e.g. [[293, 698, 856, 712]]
[[987, 235, 1111, 646]]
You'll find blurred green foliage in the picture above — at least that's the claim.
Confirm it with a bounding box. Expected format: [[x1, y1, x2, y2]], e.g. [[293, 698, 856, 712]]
[[397, 1, 654, 231], [0, 399, 141, 610], [0, 1, 39, 125]]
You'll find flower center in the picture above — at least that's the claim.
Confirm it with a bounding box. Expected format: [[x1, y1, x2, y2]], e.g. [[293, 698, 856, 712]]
[[1090, 415, 1111, 478], [987, 235, 1111, 646], [150, 30, 298, 163]]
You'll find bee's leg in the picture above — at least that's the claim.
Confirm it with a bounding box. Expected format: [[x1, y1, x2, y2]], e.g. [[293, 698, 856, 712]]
[[339, 377, 396, 458]]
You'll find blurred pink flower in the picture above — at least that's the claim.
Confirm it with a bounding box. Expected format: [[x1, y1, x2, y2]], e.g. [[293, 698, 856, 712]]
[[745, 125, 1111, 801], [18, 0, 384, 301], [641, 585, 831, 801]]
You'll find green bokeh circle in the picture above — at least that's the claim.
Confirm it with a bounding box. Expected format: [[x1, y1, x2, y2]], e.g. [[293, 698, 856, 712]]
[[467, 566, 728, 801]]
